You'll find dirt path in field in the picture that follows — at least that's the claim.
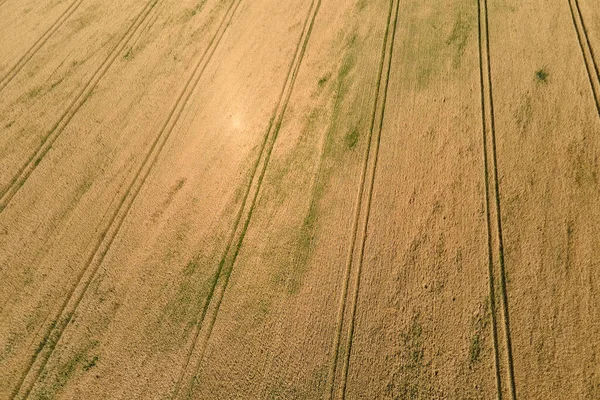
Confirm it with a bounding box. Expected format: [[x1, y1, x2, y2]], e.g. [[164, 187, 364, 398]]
[[0, 0, 599, 399]]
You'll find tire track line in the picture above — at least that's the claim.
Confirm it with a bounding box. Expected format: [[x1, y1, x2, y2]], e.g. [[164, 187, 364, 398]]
[[568, 0, 600, 116], [125, 0, 168, 57], [0, 0, 85, 93], [171, 1, 322, 398], [9, 0, 243, 397], [0, 0, 160, 212], [0, 0, 156, 327], [325, 0, 398, 398], [477, 0, 516, 398], [477, 0, 503, 397]]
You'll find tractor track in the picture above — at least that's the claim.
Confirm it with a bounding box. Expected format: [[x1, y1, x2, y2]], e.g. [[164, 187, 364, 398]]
[[9, 0, 243, 397], [325, 0, 399, 398], [171, 0, 323, 397], [568, 0, 600, 116], [0, 0, 161, 212], [477, 0, 517, 398], [0, 0, 85, 93]]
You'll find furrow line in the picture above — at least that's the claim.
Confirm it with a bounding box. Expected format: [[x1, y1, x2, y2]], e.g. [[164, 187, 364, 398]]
[[477, 0, 503, 397], [171, 1, 323, 398], [325, 0, 399, 399], [9, 0, 243, 397], [0, 0, 85, 92], [125, 0, 168, 56], [569, 0, 600, 115], [0, 0, 160, 212], [477, 0, 517, 398]]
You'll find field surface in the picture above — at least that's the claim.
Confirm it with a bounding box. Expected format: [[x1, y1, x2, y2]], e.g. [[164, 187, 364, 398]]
[[1, 0, 599, 399]]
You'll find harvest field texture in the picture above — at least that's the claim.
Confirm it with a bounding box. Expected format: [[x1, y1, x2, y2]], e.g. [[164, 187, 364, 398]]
[[0, 0, 599, 398]]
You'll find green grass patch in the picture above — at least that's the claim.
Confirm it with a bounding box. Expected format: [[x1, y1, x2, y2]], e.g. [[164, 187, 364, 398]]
[[446, 14, 472, 66], [49, 78, 64, 90], [317, 74, 330, 88], [385, 314, 437, 399], [123, 47, 134, 61], [27, 86, 43, 98], [568, 140, 598, 187], [35, 339, 99, 400], [469, 334, 482, 365], [82, 355, 99, 371], [344, 127, 359, 149], [469, 297, 491, 368], [184, 0, 208, 20], [149, 250, 219, 352], [535, 68, 549, 83]]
